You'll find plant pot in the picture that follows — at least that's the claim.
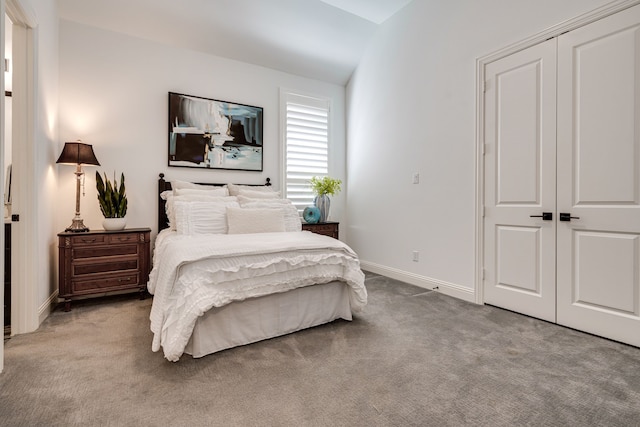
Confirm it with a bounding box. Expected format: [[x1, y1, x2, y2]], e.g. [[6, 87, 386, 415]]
[[103, 217, 127, 231], [314, 195, 330, 223]]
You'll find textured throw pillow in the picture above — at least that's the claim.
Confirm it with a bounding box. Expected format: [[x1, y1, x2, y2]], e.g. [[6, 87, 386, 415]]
[[165, 187, 230, 229], [227, 183, 276, 197], [237, 189, 281, 199], [226, 207, 286, 234], [170, 197, 239, 234], [236, 196, 301, 232], [164, 193, 237, 230]]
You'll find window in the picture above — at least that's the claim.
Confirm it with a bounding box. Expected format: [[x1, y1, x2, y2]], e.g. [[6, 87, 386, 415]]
[[282, 92, 330, 213]]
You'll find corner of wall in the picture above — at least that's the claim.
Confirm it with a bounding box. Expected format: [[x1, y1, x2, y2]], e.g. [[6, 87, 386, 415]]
[[360, 260, 476, 303]]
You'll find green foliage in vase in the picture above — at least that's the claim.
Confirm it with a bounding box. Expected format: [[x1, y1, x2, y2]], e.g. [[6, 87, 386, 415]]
[[309, 176, 342, 197], [96, 171, 128, 218]]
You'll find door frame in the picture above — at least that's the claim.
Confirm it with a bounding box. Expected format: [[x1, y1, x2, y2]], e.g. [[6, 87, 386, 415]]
[[0, 0, 38, 372], [0, 0, 5, 374], [6, 0, 38, 337], [474, 0, 640, 304]]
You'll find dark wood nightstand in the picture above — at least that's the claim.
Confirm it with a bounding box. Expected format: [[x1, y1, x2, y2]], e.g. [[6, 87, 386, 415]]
[[57, 228, 151, 311], [302, 221, 339, 239]]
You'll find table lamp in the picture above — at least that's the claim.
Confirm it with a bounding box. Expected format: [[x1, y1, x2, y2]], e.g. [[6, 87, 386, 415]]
[[56, 141, 100, 232]]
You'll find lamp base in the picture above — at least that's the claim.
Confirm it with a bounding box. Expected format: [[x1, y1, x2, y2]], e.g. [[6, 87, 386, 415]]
[[65, 218, 90, 232]]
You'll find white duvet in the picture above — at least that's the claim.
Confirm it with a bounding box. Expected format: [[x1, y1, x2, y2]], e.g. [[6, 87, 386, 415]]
[[148, 230, 367, 361]]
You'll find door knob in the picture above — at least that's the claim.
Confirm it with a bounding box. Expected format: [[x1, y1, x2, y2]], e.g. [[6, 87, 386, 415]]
[[530, 212, 553, 220], [559, 213, 580, 221]]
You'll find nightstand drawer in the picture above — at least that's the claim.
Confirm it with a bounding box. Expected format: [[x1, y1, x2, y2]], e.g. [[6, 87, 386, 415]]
[[73, 258, 139, 276], [71, 234, 108, 246], [72, 273, 139, 293], [310, 224, 335, 233], [73, 244, 138, 260], [108, 233, 140, 244], [302, 222, 339, 239]]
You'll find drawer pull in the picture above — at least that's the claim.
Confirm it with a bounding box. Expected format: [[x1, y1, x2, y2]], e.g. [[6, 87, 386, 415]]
[[82, 238, 96, 243], [118, 277, 132, 282]]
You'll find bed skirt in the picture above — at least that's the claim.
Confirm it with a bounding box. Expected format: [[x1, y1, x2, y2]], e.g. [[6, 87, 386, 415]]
[[184, 281, 352, 358]]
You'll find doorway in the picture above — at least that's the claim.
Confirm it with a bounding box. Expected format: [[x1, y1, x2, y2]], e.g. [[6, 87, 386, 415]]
[[3, 0, 39, 339], [481, 4, 640, 348], [3, 12, 11, 338]]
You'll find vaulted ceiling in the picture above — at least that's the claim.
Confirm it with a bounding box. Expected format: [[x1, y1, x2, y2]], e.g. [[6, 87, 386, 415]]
[[58, 0, 414, 85]]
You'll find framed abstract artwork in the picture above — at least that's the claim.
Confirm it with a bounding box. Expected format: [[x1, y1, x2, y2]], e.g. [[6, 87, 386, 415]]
[[168, 92, 263, 171]]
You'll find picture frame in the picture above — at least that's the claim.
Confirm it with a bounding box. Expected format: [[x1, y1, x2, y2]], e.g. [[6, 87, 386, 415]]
[[168, 92, 263, 171]]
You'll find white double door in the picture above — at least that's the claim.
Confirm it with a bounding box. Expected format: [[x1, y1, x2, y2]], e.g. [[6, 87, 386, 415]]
[[484, 5, 640, 347]]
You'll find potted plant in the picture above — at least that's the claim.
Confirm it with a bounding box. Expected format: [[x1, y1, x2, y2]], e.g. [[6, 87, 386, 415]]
[[309, 176, 342, 223], [96, 171, 128, 230]]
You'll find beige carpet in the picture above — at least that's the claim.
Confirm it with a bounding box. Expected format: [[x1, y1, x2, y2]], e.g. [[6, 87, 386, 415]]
[[0, 271, 639, 426]]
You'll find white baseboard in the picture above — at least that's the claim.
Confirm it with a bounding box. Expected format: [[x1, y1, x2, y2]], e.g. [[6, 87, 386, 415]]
[[360, 261, 476, 304], [38, 290, 58, 325]]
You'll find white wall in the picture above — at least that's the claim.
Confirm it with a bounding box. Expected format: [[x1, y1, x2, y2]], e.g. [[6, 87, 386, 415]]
[[29, 0, 59, 315], [346, 0, 612, 299], [7, 0, 59, 327], [58, 20, 346, 239]]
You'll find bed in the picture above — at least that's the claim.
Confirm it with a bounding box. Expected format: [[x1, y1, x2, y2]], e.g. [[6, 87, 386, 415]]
[[148, 174, 367, 361]]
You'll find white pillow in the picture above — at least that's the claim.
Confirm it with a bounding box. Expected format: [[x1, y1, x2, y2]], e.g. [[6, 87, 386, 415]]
[[165, 195, 238, 230], [173, 199, 240, 235], [174, 187, 229, 197], [172, 180, 228, 191], [226, 207, 286, 234], [236, 195, 289, 205], [236, 196, 301, 232], [227, 183, 275, 196], [237, 189, 280, 199]]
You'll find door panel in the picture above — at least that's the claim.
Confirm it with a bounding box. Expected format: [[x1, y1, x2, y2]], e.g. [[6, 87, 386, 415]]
[[495, 61, 543, 205], [573, 26, 639, 205], [496, 226, 541, 294], [557, 4, 640, 347], [484, 39, 557, 322], [573, 231, 638, 315]]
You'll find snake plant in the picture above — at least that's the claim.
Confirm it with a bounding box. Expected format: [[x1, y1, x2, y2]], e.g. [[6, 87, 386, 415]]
[[96, 171, 128, 218]]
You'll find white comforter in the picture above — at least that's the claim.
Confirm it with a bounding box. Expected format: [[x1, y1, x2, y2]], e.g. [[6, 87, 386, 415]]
[[148, 230, 367, 361]]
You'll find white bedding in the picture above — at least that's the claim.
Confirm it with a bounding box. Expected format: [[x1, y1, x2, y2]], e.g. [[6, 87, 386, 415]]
[[148, 229, 367, 361]]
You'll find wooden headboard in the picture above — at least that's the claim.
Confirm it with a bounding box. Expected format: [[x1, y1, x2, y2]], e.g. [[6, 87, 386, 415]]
[[157, 173, 272, 231]]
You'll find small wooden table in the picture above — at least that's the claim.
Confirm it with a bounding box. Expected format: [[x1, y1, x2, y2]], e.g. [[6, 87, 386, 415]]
[[57, 228, 151, 311], [302, 221, 339, 239]]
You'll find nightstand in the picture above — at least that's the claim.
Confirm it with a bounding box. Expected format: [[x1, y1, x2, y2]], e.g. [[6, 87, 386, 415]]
[[57, 228, 151, 311], [302, 221, 339, 239]]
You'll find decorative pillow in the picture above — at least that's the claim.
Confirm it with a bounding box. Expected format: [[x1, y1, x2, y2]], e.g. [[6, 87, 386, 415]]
[[236, 195, 289, 205], [237, 189, 281, 199], [173, 199, 240, 235], [172, 180, 228, 191], [166, 195, 238, 231], [174, 187, 229, 197], [227, 183, 275, 196], [236, 196, 301, 232], [226, 207, 286, 234]]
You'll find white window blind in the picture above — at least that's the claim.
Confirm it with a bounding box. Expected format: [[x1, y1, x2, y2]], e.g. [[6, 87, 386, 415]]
[[283, 94, 330, 213]]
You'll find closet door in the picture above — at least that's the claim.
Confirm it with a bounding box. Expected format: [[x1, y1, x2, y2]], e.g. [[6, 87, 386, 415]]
[[557, 4, 640, 347], [483, 39, 557, 322]]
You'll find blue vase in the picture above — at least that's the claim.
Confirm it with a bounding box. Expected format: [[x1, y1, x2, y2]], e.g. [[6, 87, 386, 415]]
[[314, 195, 330, 223]]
